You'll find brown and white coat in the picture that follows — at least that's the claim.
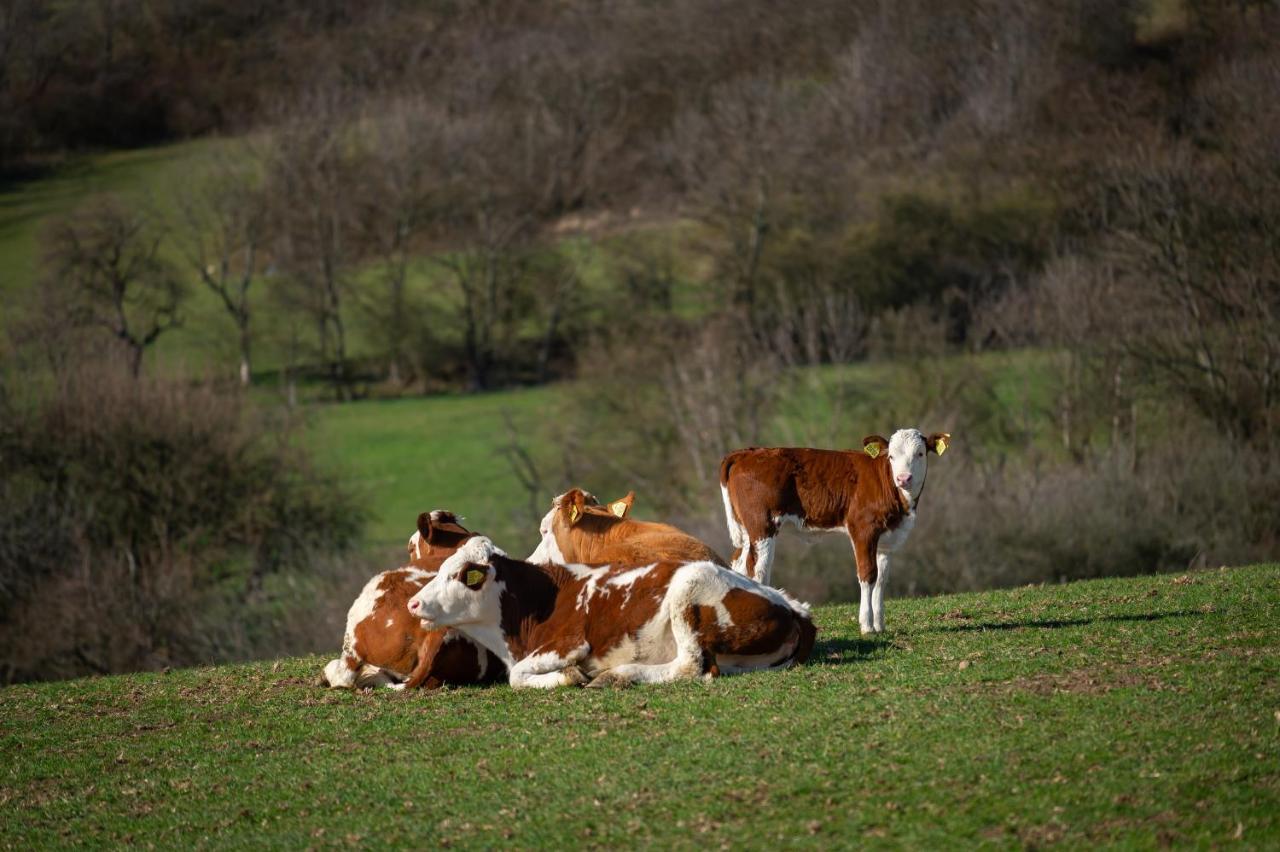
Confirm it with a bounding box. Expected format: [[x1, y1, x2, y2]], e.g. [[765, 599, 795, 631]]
[[720, 428, 950, 634], [407, 537, 816, 688], [321, 511, 504, 690]]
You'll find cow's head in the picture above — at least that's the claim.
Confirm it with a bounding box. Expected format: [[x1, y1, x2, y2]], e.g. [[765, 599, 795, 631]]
[[527, 488, 634, 564], [862, 429, 950, 503], [407, 537, 502, 628], [407, 510, 473, 565]]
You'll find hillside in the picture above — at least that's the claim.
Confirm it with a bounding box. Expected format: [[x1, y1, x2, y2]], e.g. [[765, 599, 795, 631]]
[[3, 564, 1276, 847]]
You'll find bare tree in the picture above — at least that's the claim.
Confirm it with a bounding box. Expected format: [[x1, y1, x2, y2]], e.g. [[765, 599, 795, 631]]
[[41, 195, 185, 377], [428, 112, 546, 391], [173, 147, 271, 386], [264, 93, 359, 400], [353, 95, 439, 387], [1109, 144, 1280, 445]]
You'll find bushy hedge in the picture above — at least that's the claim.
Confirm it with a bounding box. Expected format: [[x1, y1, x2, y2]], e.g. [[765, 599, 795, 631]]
[[0, 363, 364, 683]]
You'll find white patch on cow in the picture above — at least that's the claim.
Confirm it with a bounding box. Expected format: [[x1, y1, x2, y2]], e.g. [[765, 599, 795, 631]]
[[562, 562, 611, 610], [604, 563, 656, 604], [407, 529, 425, 561], [886, 428, 930, 507], [776, 513, 806, 531], [528, 503, 566, 564], [509, 643, 590, 689], [858, 578, 874, 635], [872, 551, 891, 633], [402, 567, 433, 584], [384, 618, 394, 628], [606, 563, 656, 589], [721, 484, 748, 551], [751, 536, 777, 585], [323, 657, 356, 688]]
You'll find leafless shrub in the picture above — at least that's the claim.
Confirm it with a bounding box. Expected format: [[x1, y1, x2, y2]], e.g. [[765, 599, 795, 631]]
[[39, 195, 186, 377], [0, 359, 363, 683]]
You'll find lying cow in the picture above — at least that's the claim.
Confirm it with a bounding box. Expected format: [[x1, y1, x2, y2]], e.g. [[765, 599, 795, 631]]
[[406, 536, 816, 688], [321, 510, 503, 690], [720, 429, 951, 635], [527, 488, 727, 567]]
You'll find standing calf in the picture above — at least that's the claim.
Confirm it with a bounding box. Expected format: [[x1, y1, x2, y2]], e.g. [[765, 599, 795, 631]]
[[720, 429, 950, 634]]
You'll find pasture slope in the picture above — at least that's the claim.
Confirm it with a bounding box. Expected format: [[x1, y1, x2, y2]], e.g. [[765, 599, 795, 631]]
[[1, 564, 1277, 848]]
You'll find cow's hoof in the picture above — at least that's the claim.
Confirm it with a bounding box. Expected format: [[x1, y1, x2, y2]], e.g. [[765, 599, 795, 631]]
[[562, 665, 590, 687], [313, 673, 330, 688], [586, 671, 633, 689]]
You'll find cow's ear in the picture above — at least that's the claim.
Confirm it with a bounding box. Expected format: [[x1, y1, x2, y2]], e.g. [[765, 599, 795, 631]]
[[562, 488, 589, 525], [862, 435, 889, 458], [416, 512, 434, 542], [608, 492, 635, 518], [927, 433, 951, 456], [461, 564, 489, 590]]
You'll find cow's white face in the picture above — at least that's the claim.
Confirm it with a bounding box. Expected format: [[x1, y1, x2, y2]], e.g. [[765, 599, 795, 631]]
[[407, 530, 427, 562], [407, 537, 500, 627], [527, 503, 564, 565], [886, 429, 930, 500]]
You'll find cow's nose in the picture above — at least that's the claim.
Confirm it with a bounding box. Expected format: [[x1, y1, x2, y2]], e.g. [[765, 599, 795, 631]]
[[896, 473, 912, 486]]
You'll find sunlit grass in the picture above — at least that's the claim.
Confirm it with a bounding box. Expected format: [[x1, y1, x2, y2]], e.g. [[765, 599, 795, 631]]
[[2, 564, 1275, 847]]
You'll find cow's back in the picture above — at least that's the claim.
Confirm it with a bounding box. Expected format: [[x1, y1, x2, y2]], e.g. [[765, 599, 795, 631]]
[[723, 447, 868, 528]]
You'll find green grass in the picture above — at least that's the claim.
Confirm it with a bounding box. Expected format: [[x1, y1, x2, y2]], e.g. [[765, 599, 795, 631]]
[[0, 142, 212, 295], [304, 388, 560, 555], [2, 564, 1276, 847]]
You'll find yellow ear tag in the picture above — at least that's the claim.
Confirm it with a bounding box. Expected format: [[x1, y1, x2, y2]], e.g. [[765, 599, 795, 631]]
[[864, 443, 880, 458], [610, 501, 627, 517], [569, 505, 580, 523], [465, 568, 485, 586], [936, 437, 949, 456]]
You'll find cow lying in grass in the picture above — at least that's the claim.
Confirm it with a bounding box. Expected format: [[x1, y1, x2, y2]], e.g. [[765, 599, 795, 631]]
[[321, 511, 503, 690], [406, 536, 816, 688], [720, 429, 951, 634], [527, 487, 727, 568]]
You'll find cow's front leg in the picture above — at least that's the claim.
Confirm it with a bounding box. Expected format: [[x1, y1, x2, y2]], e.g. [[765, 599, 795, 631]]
[[508, 643, 590, 689], [871, 551, 891, 633], [848, 529, 879, 635]]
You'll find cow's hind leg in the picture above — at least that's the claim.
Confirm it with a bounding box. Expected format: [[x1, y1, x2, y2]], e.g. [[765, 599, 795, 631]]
[[588, 565, 718, 687], [320, 633, 361, 688]]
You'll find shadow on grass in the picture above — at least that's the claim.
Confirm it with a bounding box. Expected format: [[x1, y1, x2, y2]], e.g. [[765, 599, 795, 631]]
[[811, 635, 883, 666], [924, 609, 1203, 634]]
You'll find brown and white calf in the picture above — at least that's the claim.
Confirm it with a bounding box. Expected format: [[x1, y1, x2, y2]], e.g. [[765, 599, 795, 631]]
[[406, 537, 816, 688], [527, 488, 727, 568], [720, 429, 951, 634], [321, 511, 503, 690]]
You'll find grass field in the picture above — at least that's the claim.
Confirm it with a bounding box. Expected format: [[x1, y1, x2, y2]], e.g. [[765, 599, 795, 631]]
[[3, 564, 1276, 848], [304, 388, 559, 556]]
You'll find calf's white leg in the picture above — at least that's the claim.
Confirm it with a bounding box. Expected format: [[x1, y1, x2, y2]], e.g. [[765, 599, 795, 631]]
[[858, 580, 874, 635], [871, 551, 891, 633]]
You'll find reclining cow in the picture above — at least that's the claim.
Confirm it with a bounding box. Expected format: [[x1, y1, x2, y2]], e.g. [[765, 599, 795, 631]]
[[321, 510, 503, 690], [406, 536, 816, 689], [527, 488, 727, 568], [720, 429, 951, 635]]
